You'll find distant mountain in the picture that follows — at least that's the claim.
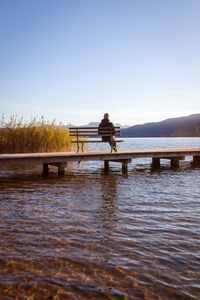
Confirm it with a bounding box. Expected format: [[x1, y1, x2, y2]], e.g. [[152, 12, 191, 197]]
[[83, 122, 130, 128], [84, 122, 99, 127], [121, 114, 200, 137], [115, 123, 130, 129]]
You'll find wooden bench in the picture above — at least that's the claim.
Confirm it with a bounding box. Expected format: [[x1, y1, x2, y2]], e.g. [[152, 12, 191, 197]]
[[69, 126, 124, 153]]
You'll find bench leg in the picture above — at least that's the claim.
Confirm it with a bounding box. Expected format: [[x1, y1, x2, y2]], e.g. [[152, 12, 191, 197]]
[[77, 142, 79, 153]]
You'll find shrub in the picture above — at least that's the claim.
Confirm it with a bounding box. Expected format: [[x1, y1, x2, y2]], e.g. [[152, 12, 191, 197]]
[[0, 114, 74, 154]]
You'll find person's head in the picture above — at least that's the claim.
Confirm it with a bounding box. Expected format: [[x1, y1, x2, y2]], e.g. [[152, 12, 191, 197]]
[[104, 113, 109, 120]]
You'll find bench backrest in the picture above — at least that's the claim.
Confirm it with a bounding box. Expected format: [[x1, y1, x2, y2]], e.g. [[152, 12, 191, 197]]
[[69, 127, 121, 137]]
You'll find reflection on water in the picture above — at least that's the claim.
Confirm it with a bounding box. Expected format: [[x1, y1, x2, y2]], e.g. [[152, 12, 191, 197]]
[[0, 138, 200, 299]]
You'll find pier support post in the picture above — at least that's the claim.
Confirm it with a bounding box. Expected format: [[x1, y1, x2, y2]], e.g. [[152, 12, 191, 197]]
[[106, 159, 131, 174], [104, 161, 109, 173], [43, 163, 49, 176], [57, 163, 67, 175], [171, 158, 179, 169], [122, 160, 128, 174], [192, 155, 200, 167], [152, 158, 160, 169]]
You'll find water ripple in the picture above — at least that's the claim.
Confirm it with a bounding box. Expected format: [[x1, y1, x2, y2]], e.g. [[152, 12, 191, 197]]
[[1, 138, 200, 299]]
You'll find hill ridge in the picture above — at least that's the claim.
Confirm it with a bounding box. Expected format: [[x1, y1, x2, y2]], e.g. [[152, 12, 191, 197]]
[[121, 114, 200, 137]]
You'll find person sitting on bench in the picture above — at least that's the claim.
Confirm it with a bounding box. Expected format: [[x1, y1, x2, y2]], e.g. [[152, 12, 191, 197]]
[[98, 113, 117, 151]]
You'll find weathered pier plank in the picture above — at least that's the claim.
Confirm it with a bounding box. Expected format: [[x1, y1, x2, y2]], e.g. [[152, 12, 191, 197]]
[[0, 148, 200, 174]]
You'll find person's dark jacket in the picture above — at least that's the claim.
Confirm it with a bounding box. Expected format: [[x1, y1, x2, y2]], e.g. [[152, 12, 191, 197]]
[[98, 118, 116, 142]]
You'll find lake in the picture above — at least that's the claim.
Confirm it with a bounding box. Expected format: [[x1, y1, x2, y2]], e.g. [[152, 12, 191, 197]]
[[0, 138, 200, 299]]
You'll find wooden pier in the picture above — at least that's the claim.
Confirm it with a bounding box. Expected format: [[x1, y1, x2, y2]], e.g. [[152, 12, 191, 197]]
[[0, 148, 200, 175]]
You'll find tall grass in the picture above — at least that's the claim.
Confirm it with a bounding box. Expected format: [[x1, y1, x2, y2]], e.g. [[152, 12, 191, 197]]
[[0, 114, 74, 154]]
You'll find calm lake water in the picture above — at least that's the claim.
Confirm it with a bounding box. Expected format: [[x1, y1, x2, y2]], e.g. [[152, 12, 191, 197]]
[[0, 138, 200, 299]]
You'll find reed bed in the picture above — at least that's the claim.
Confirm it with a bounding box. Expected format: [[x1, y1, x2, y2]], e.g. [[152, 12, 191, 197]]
[[0, 115, 74, 154]]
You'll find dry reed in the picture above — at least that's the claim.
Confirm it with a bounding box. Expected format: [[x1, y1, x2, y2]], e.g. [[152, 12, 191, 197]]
[[0, 114, 74, 154]]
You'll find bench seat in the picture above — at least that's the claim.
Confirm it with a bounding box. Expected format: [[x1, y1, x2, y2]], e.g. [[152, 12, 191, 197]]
[[69, 126, 124, 153]]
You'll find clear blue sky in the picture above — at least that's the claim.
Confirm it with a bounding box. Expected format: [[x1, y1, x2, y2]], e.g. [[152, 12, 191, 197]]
[[0, 0, 200, 125]]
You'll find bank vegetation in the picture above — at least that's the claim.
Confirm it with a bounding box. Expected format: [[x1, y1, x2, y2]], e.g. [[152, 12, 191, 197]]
[[0, 114, 74, 154]]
